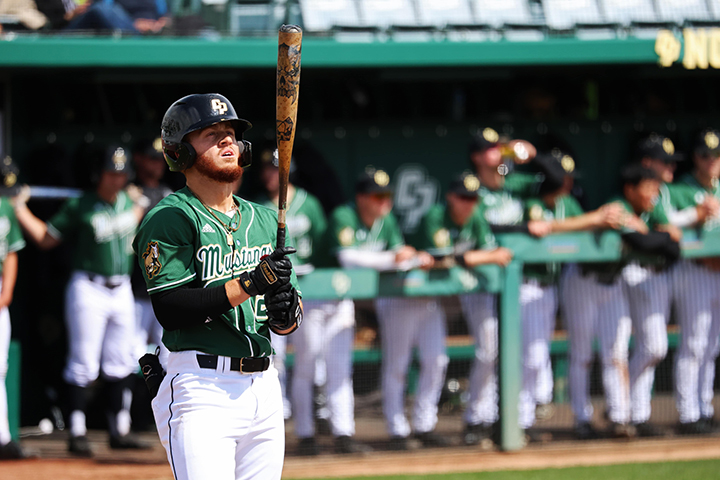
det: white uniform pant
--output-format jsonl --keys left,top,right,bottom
{"left": 291, "top": 299, "right": 355, "bottom": 438}
{"left": 376, "top": 297, "right": 449, "bottom": 437}
{"left": 134, "top": 297, "right": 169, "bottom": 367}
{"left": 152, "top": 351, "right": 284, "bottom": 480}
{"left": 0, "top": 298, "right": 10, "bottom": 445}
{"left": 623, "top": 264, "right": 671, "bottom": 424}
{"left": 269, "top": 332, "right": 291, "bottom": 419}
{"left": 459, "top": 292, "right": 498, "bottom": 426}
{"left": 518, "top": 280, "right": 557, "bottom": 429}
{"left": 63, "top": 271, "right": 137, "bottom": 387}
{"left": 672, "top": 260, "right": 720, "bottom": 423}
{"left": 561, "top": 265, "right": 632, "bottom": 424}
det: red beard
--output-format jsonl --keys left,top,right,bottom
{"left": 194, "top": 152, "right": 243, "bottom": 183}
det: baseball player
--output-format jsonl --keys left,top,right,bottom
{"left": 328, "top": 167, "right": 437, "bottom": 450}
{"left": 563, "top": 165, "right": 680, "bottom": 440}
{"left": 134, "top": 93, "right": 302, "bottom": 480}
{"left": 12, "top": 145, "right": 146, "bottom": 456}
{"left": 0, "top": 159, "right": 27, "bottom": 460}
{"left": 624, "top": 134, "right": 683, "bottom": 437}
{"left": 130, "top": 137, "right": 173, "bottom": 367}
{"left": 410, "top": 171, "right": 513, "bottom": 446}
{"left": 666, "top": 129, "right": 720, "bottom": 435}
{"left": 519, "top": 151, "right": 626, "bottom": 437}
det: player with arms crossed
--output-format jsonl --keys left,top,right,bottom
{"left": 134, "top": 94, "right": 302, "bottom": 480}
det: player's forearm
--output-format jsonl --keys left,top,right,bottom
{"left": 151, "top": 284, "right": 233, "bottom": 331}
{"left": 549, "top": 213, "right": 601, "bottom": 233}
{"left": 463, "top": 249, "right": 502, "bottom": 267}
{"left": 667, "top": 207, "right": 699, "bottom": 228}
{"left": 13, "top": 204, "right": 56, "bottom": 249}
{"left": 225, "top": 278, "right": 251, "bottom": 307}
{"left": 0, "top": 252, "right": 18, "bottom": 307}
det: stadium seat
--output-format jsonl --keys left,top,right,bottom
{"left": 542, "top": 0, "right": 617, "bottom": 39}
{"left": 710, "top": 0, "right": 720, "bottom": 20}
{"left": 471, "top": 0, "right": 545, "bottom": 41}
{"left": 415, "top": 0, "right": 474, "bottom": 28}
{"left": 228, "top": 1, "right": 284, "bottom": 35}
{"left": 298, "top": 0, "right": 362, "bottom": 32}
{"left": 357, "top": 0, "right": 418, "bottom": 29}
{"left": 655, "top": 0, "right": 710, "bottom": 24}
{"left": 598, "top": 0, "right": 657, "bottom": 25}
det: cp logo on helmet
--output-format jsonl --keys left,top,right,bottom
{"left": 161, "top": 93, "right": 253, "bottom": 172}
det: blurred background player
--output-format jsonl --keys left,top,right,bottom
{"left": 330, "top": 167, "right": 438, "bottom": 450}
{"left": 410, "top": 171, "right": 513, "bottom": 447}
{"left": 0, "top": 158, "right": 26, "bottom": 460}
{"left": 12, "top": 145, "right": 146, "bottom": 456}
{"left": 130, "top": 137, "right": 173, "bottom": 367}
{"left": 562, "top": 164, "right": 679, "bottom": 440}
{"left": 518, "top": 150, "right": 625, "bottom": 438}
{"left": 667, "top": 129, "right": 720, "bottom": 434}
{"left": 624, "top": 134, "right": 683, "bottom": 437}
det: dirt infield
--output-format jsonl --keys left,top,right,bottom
{"left": 3, "top": 430, "right": 720, "bottom": 480}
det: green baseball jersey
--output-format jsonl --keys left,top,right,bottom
{"left": 48, "top": 191, "right": 137, "bottom": 277}
{"left": 0, "top": 198, "right": 25, "bottom": 272}
{"left": 667, "top": 173, "right": 720, "bottom": 231}
{"left": 610, "top": 196, "right": 667, "bottom": 231}
{"left": 523, "top": 194, "right": 584, "bottom": 283}
{"left": 480, "top": 172, "right": 540, "bottom": 226}
{"left": 411, "top": 203, "right": 497, "bottom": 256}
{"left": 326, "top": 204, "right": 404, "bottom": 266}
{"left": 133, "top": 187, "right": 300, "bottom": 358}
{"left": 260, "top": 187, "right": 328, "bottom": 274}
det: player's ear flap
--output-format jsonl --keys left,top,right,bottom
{"left": 240, "top": 140, "right": 252, "bottom": 168}
{"left": 176, "top": 142, "right": 197, "bottom": 171}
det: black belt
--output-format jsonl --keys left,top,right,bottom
{"left": 196, "top": 354, "right": 270, "bottom": 373}
{"left": 87, "top": 274, "right": 123, "bottom": 289}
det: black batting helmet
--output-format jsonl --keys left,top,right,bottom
{"left": 160, "top": 93, "right": 253, "bottom": 172}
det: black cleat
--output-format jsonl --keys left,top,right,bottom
{"left": 68, "top": 435, "right": 93, "bottom": 457}
{"left": 677, "top": 420, "right": 715, "bottom": 435}
{"left": 633, "top": 422, "right": 666, "bottom": 437}
{"left": 388, "top": 435, "right": 410, "bottom": 451}
{"left": 296, "top": 437, "right": 319, "bottom": 456}
{"left": 463, "top": 423, "right": 492, "bottom": 446}
{"left": 109, "top": 434, "right": 150, "bottom": 450}
{"left": 574, "top": 422, "right": 601, "bottom": 440}
{"left": 0, "top": 441, "right": 26, "bottom": 460}
{"left": 334, "top": 435, "right": 373, "bottom": 454}
{"left": 608, "top": 422, "right": 636, "bottom": 439}
{"left": 414, "top": 431, "right": 451, "bottom": 448}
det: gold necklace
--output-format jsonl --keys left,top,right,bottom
{"left": 190, "top": 189, "right": 240, "bottom": 246}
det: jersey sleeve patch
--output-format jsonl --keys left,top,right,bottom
{"left": 142, "top": 241, "right": 162, "bottom": 279}
{"left": 338, "top": 227, "right": 355, "bottom": 247}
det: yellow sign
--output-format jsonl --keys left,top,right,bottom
{"left": 656, "top": 28, "right": 720, "bottom": 70}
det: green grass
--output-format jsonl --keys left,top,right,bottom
{"left": 301, "top": 459, "right": 720, "bottom": 480}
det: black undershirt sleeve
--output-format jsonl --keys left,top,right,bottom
{"left": 490, "top": 224, "right": 531, "bottom": 234}
{"left": 150, "top": 284, "right": 233, "bottom": 331}
{"left": 621, "top": 231, "right": 681, "bottom": 261}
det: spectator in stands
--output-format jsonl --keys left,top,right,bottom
{"left": 410, "top": 171, "right": 513, "bottom": 447}
{"left": 327, "top": 167, "right": 438, "bottom": 451}
{"left": 623, "top": 134, "right": 683, "bottom": 438}
{"left": 563, "top": 164, "right": 679, "bottom": 440}
{"left": 666, "top": 129, "right": 720, "bottom": 435}
{"left": 54, "top": 0, "right": 169, "bottom": 34}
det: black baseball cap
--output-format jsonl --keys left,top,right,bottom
{"left": 102, "top": 145, "right": 134, "bottom": 176}
{"left": 635, "top": 134, "right": 683, "bottom": 163}
{"left": 0, "top": 156, "right": 19, "bottom": 197}
{"left": 355, "top": 167, "right": 392, "bottom": 195}
{"left": 693, "top": 128, "right": 720, "bottom": 156}
{"left": 468, "top": 127, "right": 500, "bottom": 154}
{"left": 134, "top": 137, "right": 165, "bottom": 159}
{"left": 535, "top": 149, "right": 575, "bottom": 195}
{"left": 447, "top": 171, "right": 480, "bottom": 197}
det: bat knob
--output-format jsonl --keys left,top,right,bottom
{"left": 280, "top": 24, "right": 302, "bottom": 33}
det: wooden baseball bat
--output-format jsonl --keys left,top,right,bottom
{"left": 276, "top": 24, "right": 302, "bottom": 249}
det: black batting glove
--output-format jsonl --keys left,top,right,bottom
{"left": 265, "top": 281, "right": 302, "bottom": 335}
{"left": 238, "top": 246, "right": 295, "bottom": 297}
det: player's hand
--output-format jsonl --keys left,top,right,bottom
{"left": 656, "top": 224, "right": 682, "bottom": 243}
{"left": 527, "top": 220, "right": 552, "bottom": 237}
{"left": 621, "top": 214, "right": 649, "bottom": 234}
{"left": 394, "top": 245, "right": 417, "bottom": 264}
{"left": 490, "top": 247, "right": 514, "bottom": 267}
{"left": 416, "top": 251, "right": 435, "bottom": 270}
{"left": 596, "top": 202, "right": 626, "bottom": 229}
{"left": 238, "top": 246, "right": 295, "bottom": 297}
{"left": 11, "top": 184, "right": 30, "bottom": 210}
{"left": 126, "top": 184, "right": 151, "bottom": 210}
{"left": 265, "top": 282, "right": 302, "bottom": 335}
{"left": 507, "top": 140, "right": 536, "bottom": 164}
{"left": 697, "top": 196, "right": 720, "bottom": 222}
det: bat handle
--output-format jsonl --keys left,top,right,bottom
{"left": 277, "top": 224, "right": 286, "bottom": 249}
